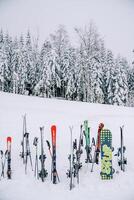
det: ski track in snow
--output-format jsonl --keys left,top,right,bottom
{"left": 0, "top": 92, "right": 134, "bottom": 200}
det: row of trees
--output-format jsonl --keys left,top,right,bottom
{"left": 0, "top": 23, "right": 134, "bottom": 106}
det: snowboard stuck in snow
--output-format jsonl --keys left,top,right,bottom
{"left": 0, "top": 115, "right": 127, "bottom": 190}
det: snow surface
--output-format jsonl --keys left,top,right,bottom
{"left": 0, "top": 91, "right": 134, "bottom": 200}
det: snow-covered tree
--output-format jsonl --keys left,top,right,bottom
{"left": 106, "top": 50, "right": 116, "bottom": 105}
{"left": 34, "top": 40, "right": 55, "bottom": 97}
{"left": 50, "top": 25, "right": 70, "bottom": 97}
{"left": 65, "top": 47, "right": 77, "bottom": 100}
{"left": 3, "top": 33, "right": 15, "bottom": 93}
{"left": 0, "top": 26, "right": 132, "bottom": 107}
{"left": 98, "top": 41, "right": 109, "bottom": 104}
{"left": 75, "top": 22, "right": 102, "bottom": 103}
{"left": 0, "top": 29, "right": 5, "bottom": 91}
{"left": 128, "top": 50, "right": 134, "bottom": 106}
{"left": 113, "top": 56, "right": 129, "bottom": 105}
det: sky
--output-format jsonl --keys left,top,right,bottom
{"left": 0, "top": 0, "right": 134, "bottom": 63}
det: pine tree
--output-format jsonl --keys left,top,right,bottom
{"left": 106, "top": 50, "right": 116, "bottom": 105}
{"left": 113, "top": 56, "right": 129, "bottom": 106}
{"left": 65, "top": 47, "right": 77, "bottom": 100}
{"left": 50, "top": 25, "right": 70, "bottom": 97}
{"left": 17, "top": 34, "right": 27, "bottom": 94}
{"left": 75, "top": 22, "right": 102, "bottom": 103}
{"left": 34, "top": 40, "right": 54, "bottom": 97}
{"left": 3, "top": 33, "right": 14, "bottom": 93}
{"left": 128, "top": 50, "right": 134, "bottom": 106}
{"left": 99, "top": 42, "right": 110, "bottom": 104}
{"left": 24, "top": 31, "right": 33, "bottom": 95}
{"left": 0, "top": 29, "right": 5, "bottom": 91}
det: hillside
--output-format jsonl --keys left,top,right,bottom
{"left": 0, "top": 92, "right": 134, "bottom": 200}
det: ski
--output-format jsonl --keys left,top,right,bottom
{"left": 115, "top": 126, "right": 127, "bottom": 172}
{"left": 66, "top": 126, "right": 75, "bottom": 190}
{"left": 73, "top": 125, "right": 83, "bottom": 184}
{"left": 39, "top": 127, "right": 48, "bottom": 182}
{"left": 33, "top": 137, "right": 39, "bottom": 179}
{"left": 91, "top": 123, "right": 104, "bottom": 172}
{"left": 46, "top": 140, "right": 60, "bottom": 182}
{"left": 84, "top": 120, "right": 92, "bottom": 163}
{"left": 0, "top": 150, "right": 8, "bottom": 178}
{"left": 20, "top": 114, "right": 27, "bottom": 163}
{"left": 24, "top": 132, "right": 33, "bottom": 174}
{"left": 51, "top": 125, "right": 59, "bottom": 184}
{"left": 7, "top": 137, "right": 12, "bottom": 179}
{"left": 76, "top": 125, "right": 83, "bottom": 172}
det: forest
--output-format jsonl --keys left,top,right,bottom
{"left": 0, "top": 23, "right": 134, "bottom": 106}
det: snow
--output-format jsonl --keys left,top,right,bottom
{"left": 0, "top": 91, "right": 134, "bottom": 200}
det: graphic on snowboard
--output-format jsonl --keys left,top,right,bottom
{"left": 100, "top": 129, "right": 113, "bottom": 180}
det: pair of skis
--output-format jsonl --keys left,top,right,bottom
{"left": 33, "top": 125, "right": 59, "bottom": 184}
{"left": 91, "top": 123, "right": 104, "bottom": 172}
{"left": 83, "top": 121, "right": 104, "bottom": 169}
{"left": 0, "top": 137, "right": 12, "bottom": 179}
{"left": 84, "top": 120, "right": 97, "bottom": 164}
{"left": 67, "top": 126, "right": 83, "bottom": 190}
{"left": 20, "top": 114, "right": 33, "bottom": 174}
{"left": 46, "top": 125, "right": 60, "bottom": 184}
{"left": 115, "top": 126, "right": 127, "bottom": 172}
{"left": 38, "top": 127, "right": 48, "bottom": 182}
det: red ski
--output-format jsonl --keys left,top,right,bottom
{"left": 51, "top": 125, "right": 59, "bottom": 184}
{"left": 91, "top": 123, "right": 104, "bottom": 172}
{"left": 51, "top": 125, "right": 56, "bottom": 146}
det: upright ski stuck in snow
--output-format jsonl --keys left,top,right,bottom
{"left": 7, "top": 137, "right": 12, "bottom": 179}
{"left": 91, "top": 123, "right": 104, "bottom": 172}
{"left": 39, "top": 127, "right": 48, "bottom": 182}
{"left": 24, "top": 132, "right": 33, "bottom": 174}
{"left": 84, "top": 120, "right": 92, "bottom": 163}
{"left": 66, "top": 126, "right": 74, "bottom": 190}
{"left": 51, "top": 125, "right": 59, "bottom": 184}
{"left": 0, "top": 150, "right": 8, "bottom": 178}
{"left": 46, "top": 139, "right": 60, "bottom": 183}
{"left": 20, "top": 114, "right": 27, "bottom": 163}
{"left": 33, "top": 137, "right": 39, "bottom": 179}
{"left": 115, "top": 126, "right": 127, "bottom": 172}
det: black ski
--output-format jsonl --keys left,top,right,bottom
{"left": 39, "top": 127, "right": 48, "bottom": 182}
{"left": 115, "top": 126, "right": 127, "bottom": 172}
{"left": 46, "top": 140, "right": 60, "bottom": 182}
{"left": 7, "top": 137, "right": 12, "bottom": 179}
{"left": 33, "top": 137, "right": 39, "bottom": 179}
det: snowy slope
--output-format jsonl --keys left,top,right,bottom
{"left": 0, "top": 91, "right": 134, "bottom": 200}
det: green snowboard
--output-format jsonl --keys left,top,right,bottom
{"left": 100, "top": 129, "right": 113, "bottom": 180}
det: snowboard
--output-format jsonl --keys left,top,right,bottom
{"left": 100, "top": 129, "right": 113, "bottom": 180}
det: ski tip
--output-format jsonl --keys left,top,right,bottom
{"left": 7, "top": 137, "right": 12, "bottom": 143}
{"left": 120, "top": 125, "right": 124, "bottom": 130}
{"left": 40, "top": 126, "right": 44, "bottom": 131}
{"left": 51, "top": 125, "right": 56, "bottom": 133}
{"left": 99, "top": 123, "right": 104, "bottom": 130}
